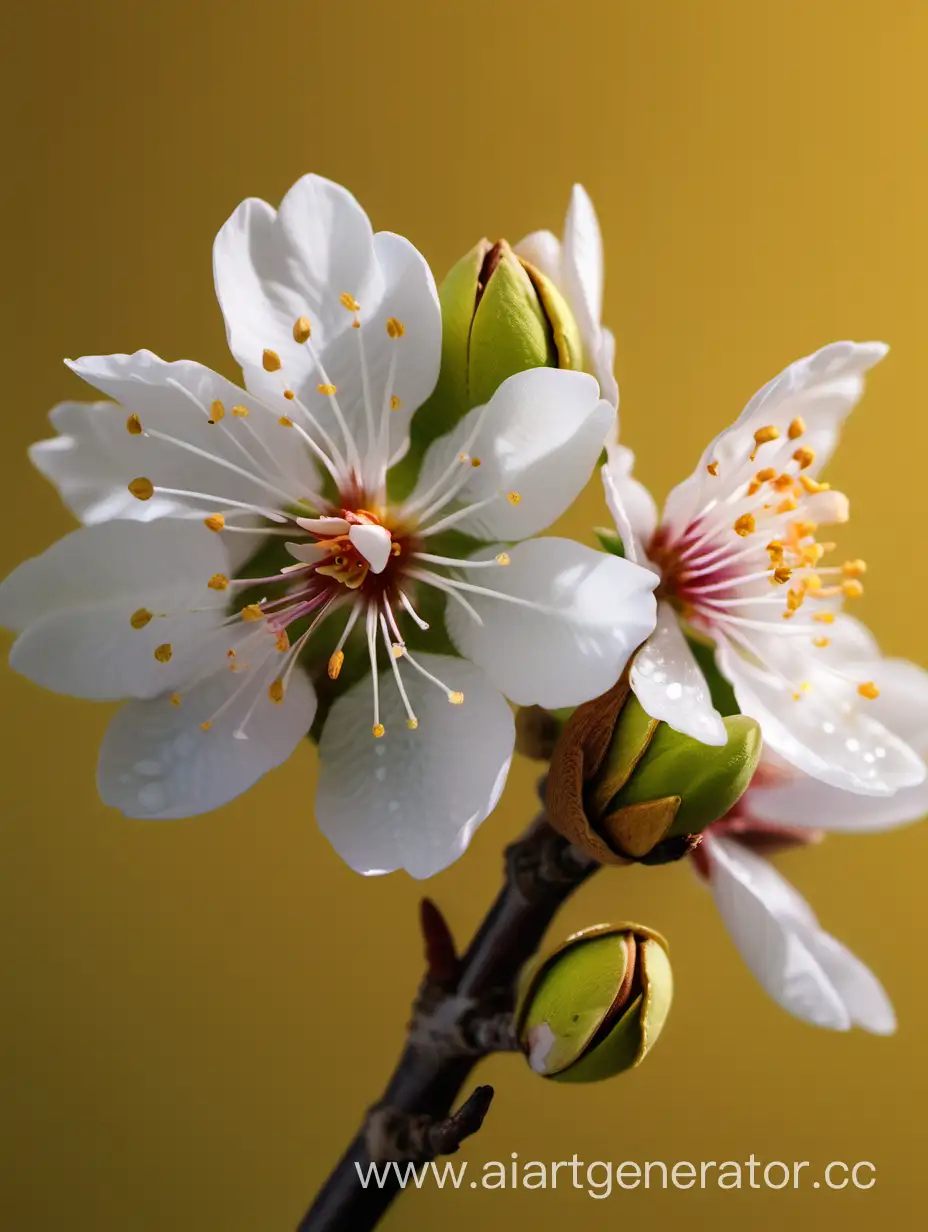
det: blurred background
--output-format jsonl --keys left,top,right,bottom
{"left": 1, "top": 1, "right": 926, "bottom": 1228}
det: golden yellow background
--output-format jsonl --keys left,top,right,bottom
{"left": 2, "top": 1, "right": 926, "bottom": 1228}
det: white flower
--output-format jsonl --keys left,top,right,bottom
{"left": 2, "top": 173, "right": 659, "bottom": 879}
{"left": 604, "top": 341, "right": 927, "bottom": 797}
{"left": 516, "top": 185, "right": 618, "bottom": 409}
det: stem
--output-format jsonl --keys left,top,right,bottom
{"left": 296, "top": 814, "right": 598, "bottom": 1231}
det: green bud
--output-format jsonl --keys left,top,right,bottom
{"left": 546, "top": 681, "right": 763, "bottom": 866}
{"left": 393, "top": 238, "right": 583, "bottom": 498}
{"left": 608, "top": 709, "right": 763, "bottom": 839}
{"left": 516, "top": 924, "right": 672, "bottom": 1083}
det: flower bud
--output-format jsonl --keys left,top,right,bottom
{"left": 546, "top": 677, "right": 762, "bottom": 865}
{"left": 516, "top": 924, "right": 672, "bottom": 1083}
{"left": 393, "top": 238, "right": 583, "bottom": 496}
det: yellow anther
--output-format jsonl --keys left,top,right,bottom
{"left": 275, "top": 630, "right": 290, "bottom": 652}
{"left": 340, "top": 292, "right": 361, "bottom": 313}
{"left": 283, "top": 389, "right": 295, "bottom": 401}
{"left": 792, "top": 520, "right": 817, "bottom": 539}
{"left": 813, "top": 611, "right": 835, "bottom": 624}
{"left": 448, "top": 691, "right": 465, "bottom": 705}
{"left": 804, "top": 574, "right": 823, "bottom": 590}
{"left": 318, "top": 383, "right": 338, "bottom": 396}
{"left": 733, "top": 513, "right": 756, "bottom": 537}
{"left": 788, "top": 417, "right": 806, "bottom": 440}
{"left": 747, "top": 480, "right": 763, "bottom": 497}
{"left": 126, "top": 413, "right": 143, "bottom": 436}
{"left": 843, "top": 579, "right": 864, "bottom": 599}
{"left": 858, "top": 681, "right": 880, "bottom": 700}
{"left": 153, "top": 643, "right": 173, "bottom": 663}
{"left": 750, "top": 424, "right": 780, "bottom": 460}
{"left": 262, "top": 349, "right": 282, "bottom": 372}
{"left": 843, "top": 559, "right": 867, "bottom": 576}
{"left": 390, "top": 395, "right": 402, "bottom": 411}
{"left": 129, "top": 477, "right": 154, "bottom": 501}
{"left": 800, "top": 474, "right": 830, "bottom": 494}
{"left": 776, "top": 497, "right": 799, "bottom": 514}
{"left": 207, "top": 401, "right": 225, "bottom": 425}
{"left": 204, "top": 514, "right": 225, "bottom": 533}
{"left": 231, "top": 404, "right": 250, "bottom": 418}
{"left": 391, "top": 542, "right": 402, "bottom": 556}
{"left": 240, "top": 604, "right": 265, "bottom": 622}
{"left": 227, "top": 648, "right": 236, "bottom": 658}
{"left": 268, "top": 680, "right": 285, "bottom": 704}
{"left": 755, "top": 467, "right": 777, "bottom": 483}
{"left": 767, "top": 540, "right": 785, "bottom": 564}
{"left": 801, "top": 542, "right": 825, "bottom": 567}
{"left": 372, "top": 723, "right": 385, "bottom": 738}
{"left": 772, "top": 566, "right": 792, "bottom": 585}
{"left": 813, "top": 636, "right": 832, "bottom": 648}
{"left": 200, "top": 720, "right": 212, "bottom": 731}
{"left": 793, "top": 447, "right": 816, "bottom": 470}
{"left": 328, "top": 650, "right": 345, "bottom": 680}
{"left": 386, "top": 317, "right": 405, "bottom": 339}
{"left": 786, "top": 587, "right": 806, "bottom": 612}
{"left": 207, "top": 573, "right": 229, "bottom": 591}
{"left": 406, "top": 717, "right": 419, "bottom": 730}
{"left": 391, "top": 643, "right": 405, "bottom": 659}
{"left": 279, "top": 415, "right": 294, "bottom": 427}
{"left": 507, "top": 491, "right": 522, "bottom": 505}
{"left": 706, "top": 461, "right": 719, "bottom": 476}
{"left": 170, "top": 693, "right": 181, "bottom": 707}
{"left": 293, "top": 315, "right": 312, "bottom": 344}
{"left": 130, "top": 607, "right": 153, "bottom": 629}
{"left": 471, "top": 457, "right": 482, "bottom": 468}
{"left": 495, "top": 552, "right": 511, "bottom": 566}
{"left": 772, "top": 473, "right": 797, "bottom": 492}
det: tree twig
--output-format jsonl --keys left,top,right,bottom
{"left": 295, "top": 813, "right": 597, "bottom": 1231}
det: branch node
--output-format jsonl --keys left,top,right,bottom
{"left": 419, "top": 897, "right": 460, "bottom": 987}
{"left": 365, "top": 1086, "right": 496, "bottom": 1163}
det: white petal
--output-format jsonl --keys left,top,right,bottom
{"left": 444, "top": 537, "right": 657, "bottom": 708}
{"left": 66, "top": 350, "right": 302, "bottom": 505}
{"left": 749, "top": 654, "right": 928, "bottom": 833}
{"left": 413, "top": 368, "right": 613, "bottom": 542}
{"left": 595, "top": 327, "right": 620, "bottom": 413}
{"left": 601, "top": 452, "right": 658, "bottom": 563}
{"left": 29, "top": 401, "right": 199, "bottom": 525}
{"left": 630, "top": 604, "right": 727, "bottom": 745}
{"left": 28, "top": 401, "right": 263, "bottom": 572}
{"left": 309, "top": 231, "right": 441, "bottom": 465}
{"left": 98, "top": 658, "right": 317, "bottom": 819}
{"left": 213, "top": 175, "right": 377, "bottom": 387}
{"left": 316, "top": 655, "right": 514, "bottom": 878}
{"left": 715, "top": 637, "right": 925, "bottom": 796}
{"left": 349, "top": 523, "right": 392, "bottom": 574}
{"left": 513, "top": 229, "right": 562, "bottom": 283}
{"left": 800, "top": 931, "right": 896, "bottom": 1035}
{"left": 757, "top": 773, "right": 928, "bottom": 834}
{"left": 661, "top": 341, "right": 887, "bottom": 537}
{"left": 705, "top": 835, "right": 852, "bottom": 1030}
{"left": 561, "top": 184, "right": 604, "bottom": 347}
{"left": 0, "top": 521, "right": 230, "bottom": 699}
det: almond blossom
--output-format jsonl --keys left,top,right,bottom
{"left": 1, "top": 174, "right": 659, "bottom": 878}
{"left": 604, "top": 341, "right": 926, "bottom": 798}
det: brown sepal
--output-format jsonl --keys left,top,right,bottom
{"left": 544, "top": 676, "right": 634, "bottom": 864}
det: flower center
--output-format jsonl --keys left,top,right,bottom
{"left": 644, "top": 417, "right": 879, "bottom": 703}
